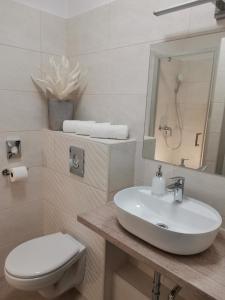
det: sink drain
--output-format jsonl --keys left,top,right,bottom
{"left": 156, "top": 223, "right": 169, "bottom": 230}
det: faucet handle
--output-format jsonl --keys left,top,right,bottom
{"left": 169, "top": 176, "right": 185, "bottom": 186}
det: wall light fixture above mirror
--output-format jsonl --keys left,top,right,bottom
{"left": 143, "top": 32, "right": 225, "bottom": 176}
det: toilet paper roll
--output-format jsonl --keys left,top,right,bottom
{"left": 9, "top": 166, "right": 28, "bottom": 183}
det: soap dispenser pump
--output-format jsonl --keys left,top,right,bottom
{"left": 152, "top": 165, "right": 166, "bottom": 196}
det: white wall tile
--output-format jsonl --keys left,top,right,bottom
{"left": 42, "top": 168, "right": 108, "bottom": 216}
{"left": 78, "top": 52, "right": 111, "bottom": 94}
{"left": 77, "top": 43, "right": 150, "bottom": 96}
{"left": 68, "top": 5, "right": 110, "bottom": 55}
{"left": 41, "top": 12, "right": 67, "bottom": 55}
{"left": 0, "top": 91, "right": 47, "bottom": 131}
{"left": 0, "top": 0, "right": 40, "bottom": 51}
{"left": 0, "top": 194, "right": 43, "bottom": 247}
{"left": 109, "top": 0, "right": 190, "bottom": 48}
{"left": 76, "top": 94, "right": 147, "bottom": 139}
{"left": 0, "top": 167, "right": 42, "bottom": 212}
{"left": 0, "top": 45, "right": 40, "bottom": 92}
{"left": 42, "top": 130, "right": 55, "bottom": 167}
{"left": 188, "top": 3, "right": 225, "bottom": 34}
{"left": 109, "top": 141, "right": 136, "bottom": 192}
{"left": 108, "top": 44, "right": 150, "bottom": 95}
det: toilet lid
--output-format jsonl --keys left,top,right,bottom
{"left": 5, "top": 233, "right": 80, "bottom": 278}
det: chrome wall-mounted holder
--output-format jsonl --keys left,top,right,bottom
{"left": 6, "top": 139, "right": 21, "bottom": 160}
{"left": 153, "top": 0, "right": 225, "bottom": 20}
{"left": 2, "top": 169, "right": 10, "bottom": 176}
{"left": 2, "top": 167, "right": 29, "bottom": 177}
{"left": 69, "top": 146, "right": 85, "bottom": 177}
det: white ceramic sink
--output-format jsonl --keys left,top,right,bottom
{"left": 114, "top": 186, "right": 222, "bottom": 255}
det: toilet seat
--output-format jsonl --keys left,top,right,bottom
{"left": 5, "top": 252, "right": 84, "bottom": 291}
{"left": 5, "top": 232, "right": 86, "bottom": 296}
{"left": 5, "top": 233, "right": 83, "bottom": 279}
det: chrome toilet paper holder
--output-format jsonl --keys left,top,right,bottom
{"left": 2, "top": 167, "right": 29, "bottom": 177}
{"left": 2, "top": 169, "right": 10, "bottom": 176}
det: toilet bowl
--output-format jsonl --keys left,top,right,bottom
{"left": 4, "top": 233, "right": 86, "bottom": 299}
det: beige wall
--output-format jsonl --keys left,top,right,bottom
{"left": 0, "top": 0, "right": 66, "bottom": 277}
{"left": 67, "top": 0, "right": 225, "bottom": 225}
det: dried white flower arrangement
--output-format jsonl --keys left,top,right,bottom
{"left": 32, "top": 56, "right": 85, "bottom": 101}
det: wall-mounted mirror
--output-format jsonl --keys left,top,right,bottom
{"left": 143, "top": 32, "right": 225, "bottom": 176}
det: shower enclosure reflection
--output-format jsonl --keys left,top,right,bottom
{"left": 155, "top": 53, "right": 214, "bottom": 169}
{"left": 143, "top": 33, "right": 225, "bottom": 176}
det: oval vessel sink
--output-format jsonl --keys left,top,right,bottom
{"left": 114, "top": 186, "right": 222, "bottom": 255}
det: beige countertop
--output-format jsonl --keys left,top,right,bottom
{"left": 78, "top": 202, "right": 225, "bottom": 300}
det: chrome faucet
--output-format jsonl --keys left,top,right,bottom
{"left": 167, "top": 177, "right": 185, "bottom": 203}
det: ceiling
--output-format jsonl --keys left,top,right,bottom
{"left": 13, "top": 0, "right": 115, "bottom": 18}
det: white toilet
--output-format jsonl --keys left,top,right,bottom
{"left": 4, "top": 232, "right": 86, "bottom": 299}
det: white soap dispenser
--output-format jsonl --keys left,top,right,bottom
{"left": 152, "top": 165, "right": 165, "bottom": 196}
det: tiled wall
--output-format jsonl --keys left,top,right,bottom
{"left": 42, "top": 130, "right": 135, "bottom": 300}
{"left": 0, "top": 0, "right": 66, "bottom": 278}
{"left": 67, "top": 0, "right": 225, "bottom": 225}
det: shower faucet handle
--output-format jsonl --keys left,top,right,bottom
{"left": 158, "top": 125, "right": 172, "bottom": 137}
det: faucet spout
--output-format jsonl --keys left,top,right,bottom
{"left": 167, "top": 176, "right": 185, "bottom": 203}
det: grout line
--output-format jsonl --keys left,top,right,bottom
{"left": 78, "top": 93, "right": 147, "bottom": 96}
{"left": 69, "top": 29, "right": 225, "bottom": 59}
{"left": 0, "top": 41, "right": 63, "bottom": 58}
{"left": 0, "top": 89, "right": 42, "bottom": 93}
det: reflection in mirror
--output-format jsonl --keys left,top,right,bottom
{"left": 143, "top": 33, "right": 225, "bottom": 176}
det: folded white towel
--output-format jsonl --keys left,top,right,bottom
{"left": 90, "top": 124, "right": 129, "bottom": 140}
{"left": 63, "top": 120, "right": 96, "bottom": 133}
{"left": 76, "top": 122, "right": 111, "bottom": 136}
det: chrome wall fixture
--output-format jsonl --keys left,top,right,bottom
{"left": 69, "top": 146, "right": 85, "bottom": 177}
{"left": 153, "top": 0, "right": 225, "bottom": 20}
{"left": 6, "top": 139, "right": 21, "bottom": 160}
